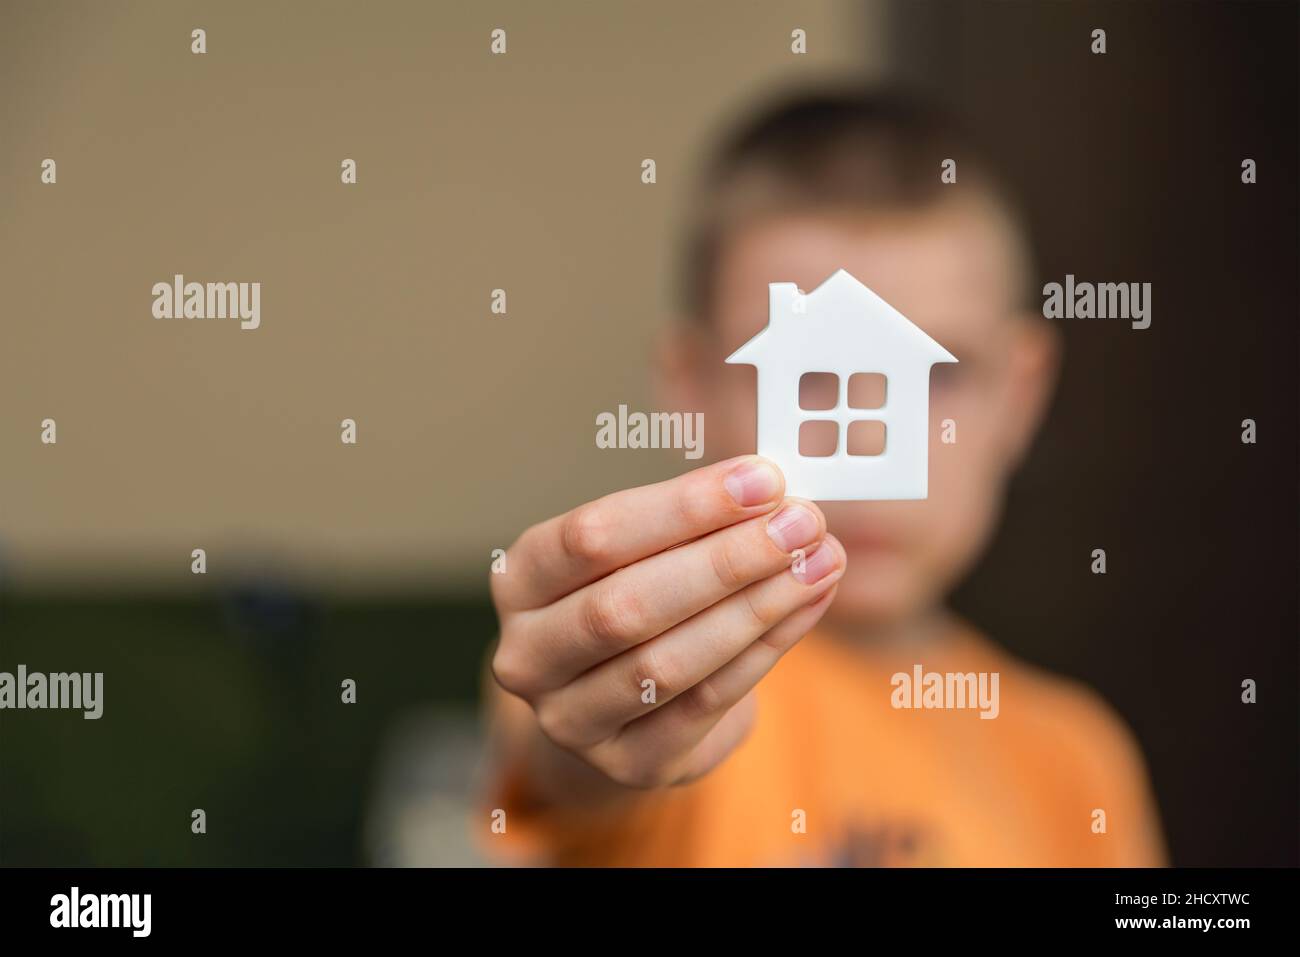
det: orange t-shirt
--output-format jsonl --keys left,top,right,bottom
{"left": 478, "top": 625, "right": 1166, "bottom": 867}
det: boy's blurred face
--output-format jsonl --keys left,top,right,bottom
{"left": 663, "top": 198, "right": 1057, "bottom": 632}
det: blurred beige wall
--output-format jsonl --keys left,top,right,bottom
{"left": 0, "top": 0, "right": 889, "bottom": 593}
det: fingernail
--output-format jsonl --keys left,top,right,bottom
{"left": 766, "top": 503, "right": 819, "bottom": 553}
{"left": 724, "top": 459, "right": 781, "bottom": 507}
{"left": 793, "top": 541, "right": 841, "bottom": 585}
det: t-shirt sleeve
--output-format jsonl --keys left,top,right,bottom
{"left": 1048, "top": 683, "right": 1169, "bottom": 866}
{"left": 471, "top": 682, "right": 677, "bottom": 866}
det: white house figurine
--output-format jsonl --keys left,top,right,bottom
{"left": 726, "top": 268, "right": 957, "bottom": 501}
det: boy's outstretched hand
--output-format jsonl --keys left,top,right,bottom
{"left": 490, "top": 456, "right": 845, "bottom": 793}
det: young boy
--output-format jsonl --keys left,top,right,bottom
{"left": 478, "top": 88, "right": 1166, "bottom": 866}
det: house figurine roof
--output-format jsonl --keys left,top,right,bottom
{"left": 725, "top": 268, "right": 958, "bottom": 368}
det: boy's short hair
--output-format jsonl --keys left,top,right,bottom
{"left": 679, "top": 86, "right": 1036, "bottom": 321}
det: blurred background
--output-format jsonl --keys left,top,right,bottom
{"left": 1, "top": 0, "right": 1295, "bottom": 866}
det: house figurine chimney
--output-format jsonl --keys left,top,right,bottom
{"left": 769, "top": 282, "right": 802, "bottom": 322}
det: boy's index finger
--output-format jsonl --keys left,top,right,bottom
{"left": 496, "top": 456, "right": 785, "bottom": 612}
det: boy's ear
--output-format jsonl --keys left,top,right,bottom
{"left": 1001, "top": 314, "right": 1062, "bottom": 467}
{"left": 652, "top": 321, "right": 712, "bottom": 412}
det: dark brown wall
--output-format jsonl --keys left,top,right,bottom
{"left": 890, "top": 0, "right": 1298, "bottom": 866}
